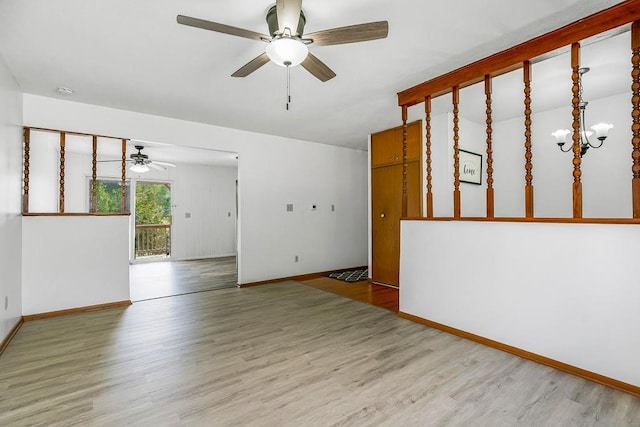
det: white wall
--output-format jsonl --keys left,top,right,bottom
{"left": 23, "top": 95, "right": 368, "bottom": 284}
{"left": 400, "top": 220, "right": 640, "bottom": 387}
{"left": 22, "top": 216, "right": 130, "bottom": 315}
{"left": 170, "top": 163, "right": 237, "bottom": 260}
{"left": 0, "top": 52, "right": 23, "bottom": 342}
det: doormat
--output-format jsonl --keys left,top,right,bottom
{"left": 328, "top": 269, "right": 368, "bottom": 283}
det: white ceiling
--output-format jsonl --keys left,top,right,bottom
{"left": 0, "top": 0, "right": 627, "bottom": 151}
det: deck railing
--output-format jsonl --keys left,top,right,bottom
{"left": 135, "top": 224, "right": 171, "bottom": 258}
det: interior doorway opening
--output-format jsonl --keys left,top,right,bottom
{"left": 125, "top": 143, "right": 239, "bottom": 301}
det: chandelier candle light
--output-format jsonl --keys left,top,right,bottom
{"left": 552, "top": 67, "right": 614, "bottom": 157}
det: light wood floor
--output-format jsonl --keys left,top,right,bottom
{"left": 130, "top": 256, "right": 237, "bottom": 301}
{"left": 1, "top": 282, "right": 638, "bottom": 425}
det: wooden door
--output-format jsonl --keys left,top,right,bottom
{"left": 372, "top": 164, "right": 402, "bottom": 286}
{"left": 371, "top": 122, "right": 421, "bottom": 287}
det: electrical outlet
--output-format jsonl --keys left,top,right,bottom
{"left": 4, "top": 296, "right": 7, "bottom": 310}
{"left": 185, "top": 212, "right": 191, "bottom": 219}
{"left": 294, "top": 255, "right": 299, "bottom": 262}
{"left": 331, "top": 204, "right": 335, "bottom": 212}
{"left": 286, "top": 204, "right": 294, "bottom": 212}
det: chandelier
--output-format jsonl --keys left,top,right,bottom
{"left": 551, "top": 67, "right": 613, "bottom": 157}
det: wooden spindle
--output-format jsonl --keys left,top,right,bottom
{"left": 121, "top": 139, "right": 127, "bottom": 213}
{"left": 91, "top": 135, "right": 98, "bottom": 213}
{"left": 425, "top": 95, "right": 433, "bottom": 218}
{"left": 22, "top": 128, "right": 30, "bottom": 214}
{"left": 571, "top": 43, "right": 583, "bottom": 218}
{"left": 485, "top": 75, "right": 494, "bottom": 218}
{"left": 401, "top": 105, "right": 408, "bottom": 218}
{"left": 452, "top": 86, "right": 461, "bottom": 218}
{"left": 632, "top": 21, "right": 640, "bottom": 218}
{"left": 523, "top": 61, "right": 534, "bottom": 218}
{"left": 59, "top": 132, "right": 66, "bottom": 213}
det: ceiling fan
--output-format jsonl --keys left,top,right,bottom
{"left": 176, "top": 0, "right": 389, "bottom": 82}
{"left": 99, "top": 145, "right": 177, "bottom": 173}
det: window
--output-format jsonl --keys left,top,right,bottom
{"left": 89, "top": 178, "right": 130, "bottom": 213}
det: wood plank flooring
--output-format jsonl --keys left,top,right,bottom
{"left": 130, "top": 256, "right": 237, "bottom": 301}
{"left": 1, "top": 282, "right": 639, "bottom": 425}
{"left": 301, "top": 277, "right": 399, "bottom": 312}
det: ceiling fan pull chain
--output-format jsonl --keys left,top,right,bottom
{"left": 285, "top": 61, "right": 292, "bottom": 110}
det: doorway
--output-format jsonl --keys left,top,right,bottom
{"left": 134, "top": 181, "right": 172, "bottom": 260}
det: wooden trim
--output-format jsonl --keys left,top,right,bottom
{"left": 121, "top": 139, "right": 127, "bottom": 213}
{"left": 91, "top": 135, "right": 98, "bottom": 213}
{"left": 401, "top": 216, "right": 640, "bottom": 224}
{"left": 0, "top": 318, "right": 24, "bottom": 356}
{"left": 398, "top": 0, "right": 640, "bottom": 106}
{"left": 571, "top": 43, "right": 583, "bottom": 218}
{"left": 452, "top": 86, "right": 461, "bottom": 218}
{"left": 523, "top": 61, "right": 534, "bottom": 218}
{"left": 239, "top": 266, "right": 368, "bottom": 288}
{"left": 25, "top": 126, "right": 129, "bottom": 142}
{"left": 22, "top": 300, "right": 132, "bottom": 322}
{"left": 22, "top": 127, "right": 30, "bottom": 214}
{"left": 425, "top": 96, "right": 434, "bottom": 218}
{"left": 398, "top": 311, "right": 640, "bottom": 398}
{"left": 401, "top": 106, "right": 409, "bottom": 218}
{"left": 485, "top": 75, "right": 494, "bottom": 218}
{"left": 632, "top": 21, "right": 640, "bottom": 217}
{"left": 22, "top": 212, "right": 130, "bottom": 217}
{"left": 59, "top": 132, "right": 66, "bottom": 213}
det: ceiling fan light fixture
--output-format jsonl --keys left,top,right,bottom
{"left": 130, "top": 163, "right": 150, "bottom": 173}
{"left": 266, "top": 37, "right": 308, "bottom": 67}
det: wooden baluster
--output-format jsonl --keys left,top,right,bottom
{"left": 571, "top": 43, "right": 583, "bottom": 218}
{"left": 401, "top": 105, "right": 408, "bottom": 217}
{"left": 485, "top": 75, "right": 494, "bottom": 218}
{"left": 91, "top": 135, "right": 98, "bottom": 213}
{"left": 523, "top": 61, "right": 534, "bottom": 218}
{"left": 425, "top": 96, "right": 433, "bottom": 218}
{"left": 59, "top": 132, "right": 66, "bottom": 213}
{"left": 22, "top": 128, "right": 30, "bottom": 214}
{"left": 632, "top": 21, "right": 640, "bottom": 218}
{"left": 452, "top": 86, "right": 461, "bottom": 218}
{"left": 121, "top": 139, "right": 127, "bottom": 213}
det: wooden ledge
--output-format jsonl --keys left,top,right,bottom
{"left": 401, "top": 216, "right": 640, "bottom": 225}
{"left": 398, "top": 311, "right": 640, "bottom": 398}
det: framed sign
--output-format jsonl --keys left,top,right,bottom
{"left": 459, "top": 149, "right": 482, "bottom": 185}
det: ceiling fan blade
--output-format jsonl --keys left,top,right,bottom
{"left": 305, "top": 21, "right": 389, "bottom": 46}
{"left": 177, "top": 15, "right": 269, "bottom": 41}
{"left": 147, "top": 163, "right": 166, "bottom": 171}
{"left": 231, "top": 52, "right": 270, "bottom": 77}
{"left": 276, "top": 0, "right": 302, "bottom": 35}
{"left": 97, "top": 159, "right": 132, "bottom": 163}
{"left": 301, "top": 53, "right": 336, "bottom": 82}
{"left": 152, "top": 161, "right": 177, "bottom": 168}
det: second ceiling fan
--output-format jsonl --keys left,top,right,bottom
{"left": 177, "top": 0, "right": 389, "bottom": 82}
